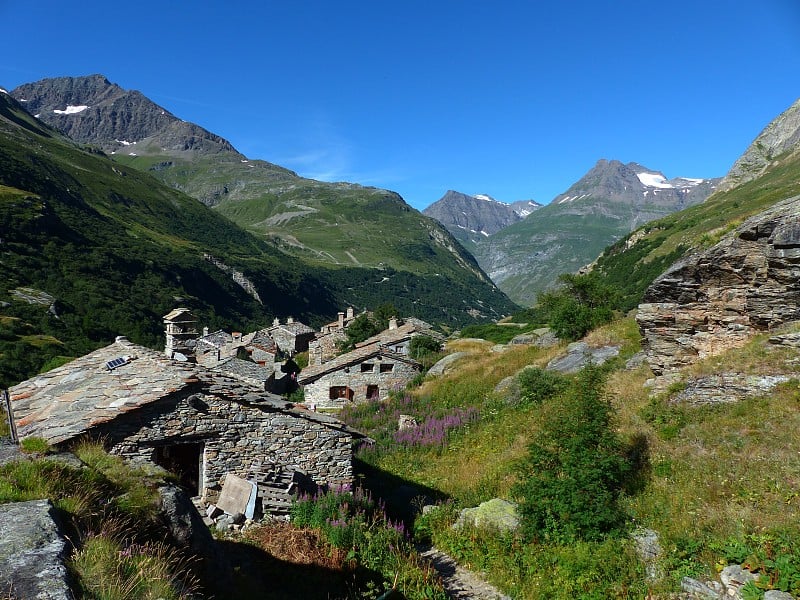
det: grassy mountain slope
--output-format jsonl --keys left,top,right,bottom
{"left": 0, "top": 91, "right": 514, "bottom": 387}
{"left": 343, "top": 319, "right": 800, "bottom": 597}
{"left": 15, "top": 75, "right": 494, "bottom": 286}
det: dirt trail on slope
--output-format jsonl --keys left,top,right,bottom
{"left": 417, "top": 545, "right": 511, "bottom": 600}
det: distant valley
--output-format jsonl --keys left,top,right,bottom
{"left": 424, "top": 160, "right": 720, "bottom": 305}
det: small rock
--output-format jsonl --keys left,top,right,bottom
{"left": 764, "top": 591, "right": 795, "bottom": 600}
{"left": 398, "top": 414, "right": 418, "bottom": 430}
{"left": 680, "top": 576, "right": 722, "bottom": 599}
{"left": 719, "top": 564, "right": 756, "bottom": 595}
{"left": 546, "top": 343, "right": 620, "bottom": 374}
{"left": 625, "top": 351, "right": 647, "bottom": 370}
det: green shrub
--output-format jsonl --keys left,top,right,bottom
{"left": 517, "top": 367, "right": 568, "bottom": 405}
{"left": 513, "top": 368, "right": 629, "bottom": 542}
{"left": 409, "top": 334, "right": 442, "bottom": 360}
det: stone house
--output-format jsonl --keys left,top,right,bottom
{"left": 267, "top": 318, "right": 316, "bottom": 355}
{"left": 319, "top": 307, "right": 356, "bottom": 335}
{"left": 297, "top": 343, "right": 421, "bottom": 409}
{"left": 245, "top": 330, "right": 278, "bottom": 365}
{"left": 8, "top": 337, "right": 358, "bottom": 498}
{"left": 308, "top": 330, "right": 348, "bottom": 367}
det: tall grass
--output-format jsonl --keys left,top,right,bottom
{"left": 0, "top": 441, "right": 196, "bottom": 599}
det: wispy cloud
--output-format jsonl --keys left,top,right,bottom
{"left": 273, "top": 116, "right": 408, "bottom": 188}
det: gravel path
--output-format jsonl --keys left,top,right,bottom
{"left": 418, "top": 545, "right": 511, "bottom": 600}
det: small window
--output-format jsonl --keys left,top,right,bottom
{"left": 360, "top": 362, "right": 374, "bottom": 373}
{"left": 329, "top": 386, "right": 353, "bottom": 400}
{"left": 379, "top": 363, "right": 394, "bottom": 373}
{"left": 367, "top": 385, "right": 379, "bottom": 400}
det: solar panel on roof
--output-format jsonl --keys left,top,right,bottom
{"left": 106, "top": 356, "right": 130, "bottom": 371}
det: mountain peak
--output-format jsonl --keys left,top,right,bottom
{"left": 423, "top": 190, "right": 535, "bottom": 246}
{"left": 11, "top": 75, "right": 234, "bottom": 157}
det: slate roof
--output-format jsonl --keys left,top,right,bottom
{"left": 210, "top": 357, "right": 274, "bottom": 384}
{"left": 9, "top": 337, "right": 197, "bottom": 444}
{"left": 269, "top": 321, "right": 315, "bottom": 336}
{"left": 247, "top": 330, "right": 278, "bottom": 352}
{"left": 297, "top": 342, "right": 420, "bottom": 385}
{"left": 163, "top": 307, "right": 195, "bottom": 322}
{"left": 9, "top": 336, "right": 364, "bottom": 444}
{"left": 197, "top": 329, "right": 233, "bottom": 349}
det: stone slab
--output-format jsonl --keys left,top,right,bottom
{"left": 217, "top": 473, "right": 256, "bottom": 516}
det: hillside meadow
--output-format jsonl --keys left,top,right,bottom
{"left": 340, "top": 318, "right": 800, "bottom": 598}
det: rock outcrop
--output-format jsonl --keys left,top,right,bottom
{"left": 637, "top": 195, "right": 800, "bottom": 375}
{"left": 0, "top": 499, "right": 71, "bottom": 600}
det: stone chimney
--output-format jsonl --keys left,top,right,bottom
{"left": 389, "top": 317, "right": 398, "bottom": 330}
{"left": 338, "top": 312, "right": 345, "bottom": 328}
{"left": 232, "top": 332, "right": 242, "bottom": 343}
{"left": 287, "top": 316, "right": 294, "bottom": 324}
{"left": 202, "top": 326, "right": 209, "bottom": 337}
{"left": 346, "top": 307, "right": 354, "bottom": 320}
{"left": 273, "top": 317, "right": 280, "bottom": 327}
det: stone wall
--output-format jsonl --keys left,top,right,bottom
{"left": 91, "top": 387, "right": 353, "bottom": 497}
{"left": 304, "top": 356, "right": 420, "bottom": 409}
{"left": 637, "top": 196, "right": 800, "bottom": 375}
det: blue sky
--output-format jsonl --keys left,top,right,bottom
{"left": 1, "top": 0, "right": 798, "bottom": 209}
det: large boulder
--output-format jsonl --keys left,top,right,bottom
{"left": 427, "top": 352, "right": 468, "bottom": 377}
{"left": 0, "top": 499, "right": 71, "bottom": 599}
{"left": 546, "top": 342, "right": 620, "bottom": 374}
{"left": 453, "top": 498, "right": 520, "bottom": 534}
{"left": 637, "top": 196, "right": 800, "bottom": 375}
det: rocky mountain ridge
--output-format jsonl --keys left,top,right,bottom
{"left": 12, "top": 74, "right": 241, "bottom": 159}
{"left": 422, "top": 190, "right": 541, "bottom": 249}
{"left": 719, "top": 97, "right": 800, "bottom": 192}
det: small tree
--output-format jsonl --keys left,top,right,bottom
{"left": 536, "top": 272, "right": 617, "bottom": 341}
{"left": 408, "top": 334, "right": 441, "bottom": 361}
{"left": 513, "top": 367, "right": 629, "bottom": 542}
{"left": 337, "top": 313, "right": 381, "bottom": 353}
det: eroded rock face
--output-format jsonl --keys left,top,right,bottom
{"left": 637, "top": 196, "right": 800, "bottom": 375}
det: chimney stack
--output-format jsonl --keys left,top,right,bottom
{"left": 389, "top": 317, "right": 398, "bottom": 330}
{"left": 338, "top": 312, "right": 345, "bottom": 328}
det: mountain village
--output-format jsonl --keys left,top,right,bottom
{"left": 0, "top": 73, "right": 799, "bottom": 600}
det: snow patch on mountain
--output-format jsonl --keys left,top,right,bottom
{"left": 636, "top": 172, "right": 674, "bottom": 188}
{"left": 53, "top": 104, "right": 89, "bottom": 115}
